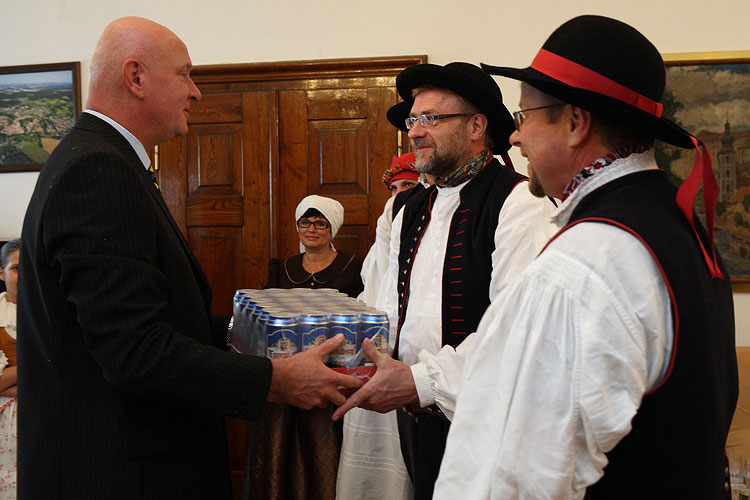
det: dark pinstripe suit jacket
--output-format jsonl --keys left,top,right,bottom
{"left": 17, "top": 113, "right": 272, "bottom": 499}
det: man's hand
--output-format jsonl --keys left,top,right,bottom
{"left": 332, "top": 337, "right": 418, "bottom": 420}
{"left": 268, "top": 334, "right": 363, "bottom": 409}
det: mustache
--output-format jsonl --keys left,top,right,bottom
{"left": 412, "top": 138, "right": 434, "bottom": 149}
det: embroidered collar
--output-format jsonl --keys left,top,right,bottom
{"left": 552, "top": 149, "right": 660, "bottom": 227}
{"left": 435, "top": 148, "right": 492, "bottom": 188}
{"left": 561, "top": 146, "right": 649, "bottom": 201}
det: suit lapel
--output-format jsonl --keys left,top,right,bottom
{"left": 74, "top": 114, "right": 212, "bottom": 308}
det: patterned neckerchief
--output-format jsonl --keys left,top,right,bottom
{"left": 434, "top": 148, "right": 492, "bottom": 188}
{"left": 561, "top": 145, "right": 650, "bottom": 201}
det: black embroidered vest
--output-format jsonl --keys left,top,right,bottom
{"left": 392, "top": 159, "right": 528, "bottom": 358}
{"left": 546, "top": 170, "right": 737, "bottom": 499}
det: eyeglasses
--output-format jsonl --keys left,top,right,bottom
{"left": 297, "top": 219, "right": 330, "bottom": 230}
{"left": 512, "top": 103, "right": 566, "bottom": 130}
{"left": 404, "top": 113, "right": 473, "bottom": 130}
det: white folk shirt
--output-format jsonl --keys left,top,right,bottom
{"left": 0, "top": 292, "right": 16, "bottom": 340}
{"left": 376, "top": 176, "right": 557, "bottom": 417}
{"left": 434, "top": 150, "right": 673, "bottom": 500}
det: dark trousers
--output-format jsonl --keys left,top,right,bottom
{"left": 396, "top": 408, "right": 451, "bottom": 500}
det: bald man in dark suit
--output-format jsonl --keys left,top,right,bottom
{"left": 17, "top": 16, "right": 360, "bottom": 500}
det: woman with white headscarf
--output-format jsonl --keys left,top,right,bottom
{"left": 264, "top": 194, "right": 363, "bottom": 298}
{"left": 243, "top": 196, "right": 363, "bottom": 500}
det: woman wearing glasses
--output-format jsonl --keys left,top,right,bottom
{"left": 265, "top": 194, "right": 363, "bottom": 298}
{"left": 243, "top": 195, "right": 362, "bottom": 500}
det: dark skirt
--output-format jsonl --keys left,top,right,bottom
{"left": 242, "top": 404, "right": 343, "bottom": 500}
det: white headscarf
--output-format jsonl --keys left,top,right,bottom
{"left": 295, "top": 195, "right": 344, "bottom": 252}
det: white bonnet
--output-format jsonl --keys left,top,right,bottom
{"left": 295, "top": 195, "right": 344, "bottom": 250}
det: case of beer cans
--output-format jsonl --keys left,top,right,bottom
{"left": 229, "top": 288, "right": 388, "bottom": 382}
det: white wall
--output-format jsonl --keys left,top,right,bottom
{"left": 2, "top": 0, "right": 748, "bottom": 342}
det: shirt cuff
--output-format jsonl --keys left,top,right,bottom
{"left": 410, "top": 362, "right": 435, "bottom": 407}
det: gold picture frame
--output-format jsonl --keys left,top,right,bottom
{"left": 660, "top": 50, "right": 750, "bottom": 292}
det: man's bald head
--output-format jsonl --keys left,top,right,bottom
{"left": 89, "top": 17, "right": 180, "bottom": 100}
{"left": 86, "top": 17, "right": 200, "bottom": 149}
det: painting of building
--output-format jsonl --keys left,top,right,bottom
{"left": 657, "top": 55, "right": 750, "bottom": 281}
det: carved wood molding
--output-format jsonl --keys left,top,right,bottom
{"left": 191, "top": 55, "right": 427, "bottom": 84}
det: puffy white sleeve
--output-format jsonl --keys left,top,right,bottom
{"left": 414, "top": 183, "right": 557, "bottom": 417}
{"left": 433, "top": 223, "right": 671, "bottom": 500}
{"left": 0, "top": 350, "right": 8, "bottom": 376}
{"left": 375, "top": 206, "right": 404, "bottom": 354}
{"left": 488, "top": 181, "right": 557, "bottom": 299}
{"left": 358, "top": 196, "right": 394, "bottom": 307}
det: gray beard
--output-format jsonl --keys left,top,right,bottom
{"left": 414, "top": 137, "right": 465, "bottom": 178}
{"left": 416, "top": 151, "right": 462, "bottom": 178}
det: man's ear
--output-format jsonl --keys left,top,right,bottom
{"left": 566, "top": 106, "right": 592, "bottom": 148}
{"left": 122, "top": 58, "right": 145, "bottom": 99}
{"left": 469, "top": 113, "right": 489, "bottom": 142}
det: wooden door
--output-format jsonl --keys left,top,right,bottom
{"left": 157, "top": 55, "right": 426, "bottom": 498}
{"left": 277, "top": 86, "right": 398, "bottom": 259}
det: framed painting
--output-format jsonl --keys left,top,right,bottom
{"left": 0, "top": 61, "right": 81, "bottom": 173}
{"left": 658, "top": 50, "right": 750, "bottom": 291}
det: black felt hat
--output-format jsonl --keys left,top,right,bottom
{"left": 482, "top": 15, "right": 695, "bottom": 149}
{"left": 387, "top": 100, "right": 412, "bottom": 132}
{"left": 396, "top": 62, "right": 515, "bottom": 153}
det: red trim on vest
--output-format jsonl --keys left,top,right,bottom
{"left": 530, "top": 49, "right": 664, "bottom": 117}
{"left": 543, "top": 217, "right": 679, "bottom": 395}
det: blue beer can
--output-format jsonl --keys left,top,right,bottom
{"left": 358, "top": 311, "right": 389, "bottom": 361}
{"left": 328, "top": 311, "right": 359, "bottom": 367}
{"left": 234, "top": 295, "right": 252, "bottom": 352}
{"left": 265, "top": 312, "right": 299, "bottom": 360}
{"left": 299, "top": 312, "right": 330, "bottom": 351}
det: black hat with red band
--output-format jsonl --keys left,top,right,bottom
{"left": 482, "top": 15, "right": 724, "bottom": 278}
{"left": 481, "top": 15, "right": 694, "bottom": 149}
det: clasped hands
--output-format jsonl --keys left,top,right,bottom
{"left": 331, "top": 337, "right": 418, "bottom": 421}
{"left": 267, "top": 334, "right": 418, "bottom": 418}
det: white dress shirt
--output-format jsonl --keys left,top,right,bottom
{"left": 434, "top": 151, "right": 673, "bottom": 499}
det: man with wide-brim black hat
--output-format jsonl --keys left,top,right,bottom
{"left": 434, "top": 15, "right": 737, "bottom": 500}
{"left": 332, "top": 62, "right": 556, "bottom": 500}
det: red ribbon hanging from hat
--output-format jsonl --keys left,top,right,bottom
{"left": 676, "top": 136, "right": 724, "bottom": 278}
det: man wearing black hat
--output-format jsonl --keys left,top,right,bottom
{"left": 333, "top": 62, "right": 556, "bottom": 499}
{"left": 434, "top": 16, "right": 738, "bottom": 499}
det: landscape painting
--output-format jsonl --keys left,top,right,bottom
{"left": 657, "top": 51, "right": 750, "bottom": 290}
{"left": 0, "top": 62, "right": 81, "bottom": 173}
